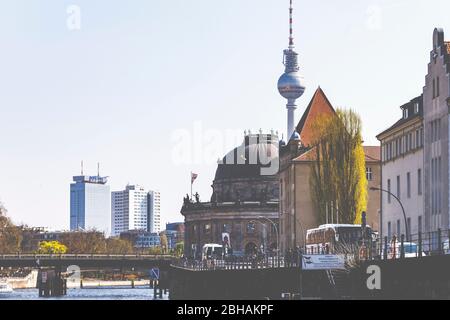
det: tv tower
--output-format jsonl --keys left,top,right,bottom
{"left": 278, "top": 0, "right": 306, "bottom": 139}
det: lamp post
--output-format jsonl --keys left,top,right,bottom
{"left": 256, "top": 216, "right": 280, "bottom": 267}
{"left": 291, "top": 213, "right": 306, "bottom": 250}
{"left": 370, "top": 187, "right": 409, "bottom": 241}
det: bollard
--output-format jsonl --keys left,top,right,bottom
{"left": 131, "top": 280, "right": 135, "bottom": 289}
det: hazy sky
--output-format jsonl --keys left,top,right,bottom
{"left": 0, "top": 0, "right": 449, "bottom": 230}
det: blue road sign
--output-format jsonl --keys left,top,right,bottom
{"left": 150, "top": 268, "right": 160, "bottom": 280}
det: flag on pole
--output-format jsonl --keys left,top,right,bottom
{"left": 191, "top": 172, "right": 198, "bottom": 184}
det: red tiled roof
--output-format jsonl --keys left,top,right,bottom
{"left": 293, "top": 147, "right": 317, "bottom": 162}
{"left": 296, "top": 87, "right": 336, "bottom": 146}
{"left": 363, "top": 146, "right": 380, "bottom": 162}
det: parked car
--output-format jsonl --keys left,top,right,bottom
{"left": 383, "top": 242, "right": 427, "bottom": 259}
{"left": 444, "top": 239, "right": 450, "bottom": 255}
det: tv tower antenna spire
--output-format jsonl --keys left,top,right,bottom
{"left": 289, "top": 0, "right": 294, "bottom": 48}
{"left": 278, "top": 0, "right": 306, "bottom": 140}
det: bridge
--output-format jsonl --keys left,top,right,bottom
{"left": 0, "top": 254, "right": 175, "bottom": 298}
{"left": 0, "top": 254, "right": 175, "bottom": 269}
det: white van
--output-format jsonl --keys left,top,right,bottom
{"left": 202, "top": 244, "right": 223, "bottom": 261}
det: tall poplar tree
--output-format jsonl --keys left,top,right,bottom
{"left": 310, "top": 109, "right": 367, "bottom": 225}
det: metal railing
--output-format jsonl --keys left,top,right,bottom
{"left": 371, "top": 228, "right": 450, "bottom": 260}
{"left": 0, "top": 254, "right": 174, "bottom": 260}
{"left": 173, "top": 229, "right": 450, "bottom": 271}
{"left": 173, "top": 255, "right": 289, "bottom": 271}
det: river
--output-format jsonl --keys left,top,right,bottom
{"left": 0, "top": 286, "right": 169, "bottom": 300}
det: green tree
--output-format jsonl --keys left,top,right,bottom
{"left": 175, "top": 242, "right": 184, "bottom": 257}
{"left": 38, "top": 241, "right": 68, "bottom": 254}
{"left": 310, "top": 109, "right": 368, "bottom": 225}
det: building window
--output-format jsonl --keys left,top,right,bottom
{"left": 415, "top": 130, "right": 420, "bottom": 149}
{"left": 403, "top": 108, "right": 408, "bottom": 119}
{"left": 366, "top": 167, "right": 373, "bottom": 181}
{"left": 387, "top": 179, "right": 391, "bottom": 204}
{"left": 414, "top": 102, "right": 419, "bottom": 114}
{"left": 437, "top": 76, "right": 440, "bottom": 97}
{"left": 247, "top": 222, "right": 256, "bottom": 234}
{"left": 396, "top": 175, "right": 401, "bottom": 199}
{"left": 433, "top": 78, "right": 436, "bottom": 99}
{"left": 204, "top": 223, "right": 211, "bottom": 235}
{"left": 420, "top": 128, "right": 424, "bottom": 146}
{"left": 407, "top": 172, "right": 411, "bottom": 198}
{"left": 418, "top": 169, "right": 422, "bottom": 195}
{"left": 223, "top": 223, "right": 231, "bottom": 233}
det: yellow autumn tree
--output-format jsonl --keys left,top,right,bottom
{"left": 38, "top": 241, "right": 68, "bottom": 254}
{"left": 310, "top": 108, "right": 368, "bottom": 225}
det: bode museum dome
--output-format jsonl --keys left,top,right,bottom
{"left": 181, "top": 132, "right": 280, "bottom": 258}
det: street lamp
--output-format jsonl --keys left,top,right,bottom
{"left": 255, "top": 216, "right": 280, "bottom": 266}
{"left": 285, "top": 212, "right": 306, "bottom": 250}
{"left": 370, "top": 187, "right": 409, "bottom": 240}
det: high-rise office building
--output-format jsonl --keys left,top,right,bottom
{"left": 148, "top": 190, "right": 161, "bottom": 233}
{"left": 70, "top": 174, "right": 111, "bottom": 235}
{"left": 111, "top": 185, "right": 161, "bottom": 236}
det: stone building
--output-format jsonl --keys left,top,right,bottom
{"left": 181, "top": 133, "right": 280, "bottom": 258}
{"left": 377, "top": 96, "right": 424, "bottom": 241}
{"left": 279, "top": 87, "right": 381, "bottom": 251}
{"left": 377, "top": 28, "right": 450, "bottom": 243}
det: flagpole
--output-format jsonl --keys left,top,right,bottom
{"left": 190, "top": 172, "right": 193, "bottom": 200}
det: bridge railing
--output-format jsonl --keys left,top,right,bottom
{"left": 0, "top": 254, "right": 175, "bottom": 260}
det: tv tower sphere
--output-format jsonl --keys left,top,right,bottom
{"left": 278, "top": 0, "right": 306, "bottom": 139}
{"left": 277, "top": 66, "right": 306, "bottom": 101}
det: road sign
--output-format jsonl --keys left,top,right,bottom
{"left": 302, "top": 255, "right": 345, "bottom": 270}
{"left": 150, "top": 268, "right": 160, "bottom": 280}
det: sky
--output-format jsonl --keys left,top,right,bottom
{"left": 0, "top": 0, "right": 449, "bottom": 230}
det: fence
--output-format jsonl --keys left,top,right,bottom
{"left": 174, "top": 229, "right": 450, "bottom": 271}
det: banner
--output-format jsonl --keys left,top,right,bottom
{"left": 302, "top": 255, "right": 345, "bottom": 270}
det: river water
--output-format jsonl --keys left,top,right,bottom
{"left": 0, "top": 286, "right": 169, "bottom": 300}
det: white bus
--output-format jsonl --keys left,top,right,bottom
{"left": 306, "top": 224, "right": 374, "bottom": 255}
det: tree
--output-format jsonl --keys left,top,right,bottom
{"left": 310, "top": 109, "right": 368, "bottom": 225}
{"left": 106, "top": 238, "right": 134, "bottom": 254}
{"left": 175, "top": 242, "right": 184, "bottom": 257}
{"left": 160, "top": 233, "right": 168, "bottom": 254}
{"left": 0, "top": 207, "right": 23, "bottom": 253}
{"left": 59, "top": 230, "right": 107, "bottom": 254}
{"left": 38, "top": 241, "right": 68, "bottom": 254}
{"left": 147, "top": 246, "right": 163, "bottom": 255}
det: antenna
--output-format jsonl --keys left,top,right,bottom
{"left": 81, "top": 161, "right": 84, "bottom": 175}
{"left": 289, "top": 0, "right": 294, "bottom": 48}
